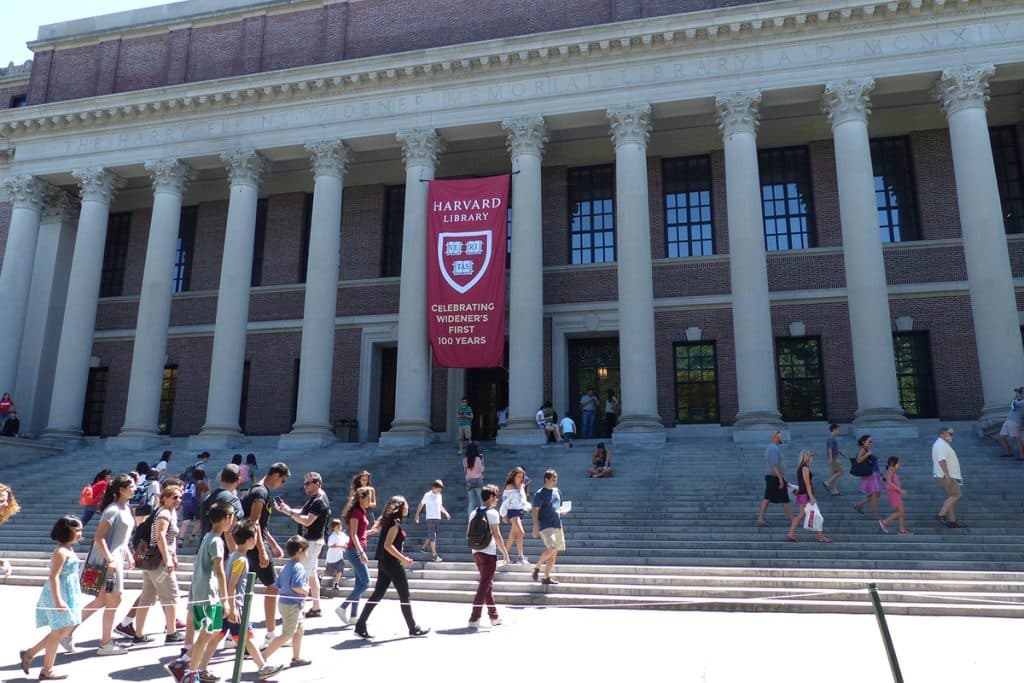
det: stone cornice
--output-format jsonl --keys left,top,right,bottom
{"left": 0, "top": 0, "right": 1007, "bottom": 140}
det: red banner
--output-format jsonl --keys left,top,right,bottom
{"left": 426, "top": 175, "right": 509, "bottom": 368}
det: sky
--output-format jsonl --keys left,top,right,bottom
{"left": 0, "top": 0, "right": 172, "bottom": 66}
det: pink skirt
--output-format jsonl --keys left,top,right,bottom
{"left": 887, "top": 491, "right": 903, "bottom": 509}
{"left": 859, "top": 471, "right": 882, "bottom": 495}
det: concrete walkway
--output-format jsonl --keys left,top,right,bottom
{"left": 0, "top": 584, "right": 1013, "bottom": 681}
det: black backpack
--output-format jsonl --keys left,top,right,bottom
{"left": 466, "top": 507, "right": 492, "bottom": 550}
{"left": 131, "top": 508, "right": 159, "bottom": 547}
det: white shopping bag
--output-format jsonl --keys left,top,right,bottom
{"left": 803, "top": 502, "right": 824, "bottom": 532}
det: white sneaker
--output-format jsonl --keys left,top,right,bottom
{"left": 59, "top": 634, "right": 76, "bottom": 653}
{"left": 490, "top": 617, "right": 503, "bottom": 627}
{"left": 262, "top": 631, "right": 277, "bottom": 649}
{"left": 96, "top": 641, "right": 128, "bottom": 656}
{"left": 432, "top": 555, "right": 443, "bottom": 562}
{"left": 519, "top": 557, "right": 530, "bottom": 566}
{"left": 257, "top": 664, "right": 285, "bottom": 681}
{"left": 467, "top": 620, "right": 480, "bottom": 629}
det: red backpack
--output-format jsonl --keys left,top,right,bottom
{"left": 79, "top": 485, "right": 94, "bottom": 507}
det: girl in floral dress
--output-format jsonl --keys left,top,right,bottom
{"left": 21, "top": 515, "right": 85, "bottom": 680}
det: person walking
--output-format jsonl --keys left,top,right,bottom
{"left": 464, "top": 443, "right": 486, "bottom": 515}
{"left": 786, "top": 450, "right": 832, "bottom": 543}
{"left": 20, "top": 516, "right": 84, "bottom": 680}
{"left": 500, "top": 467, "right": 531, "bottom": 566}
{"left": 353, "top": 496, "right": 429, "bottom": 639}
{"left": 996, "top": 386, "right": 1024, "bottom": 459}
{"left": 756, "top": 431, "right": 793, "bottom": 526}
{"left": 78, "top": 474, "right": 136, "bottom": 656}
{"left": 933, "top": 426, "right": 966, "bottom": 528}
{"left": 580, "top": 389, "right": 599, "bottom": 440}
{"left": 1, "top": 482, "right": 22, "bottom": 578}
{"left": 456, "top": 397, "right": 474, "bottom": 456}
{"left": 531, "top": 469, "right": 567, "bottom": 585}
{"left": 823, "top": 423, "right": 844, "bottom": 495}
{"left": 335, "top": 487, "right": 373, "bottom": 625}
{"left": 79, "top": 470, "right": 111, "bottom": 528}
{"left": 241, "top": 462, "right": 291, "bottom": 647}
{"left": 852, "top": 435, "right": 881, "bottom": 518}
{"left": 414, "top": 479, "right": 450, "bottom": 562}
{"left": 261, "top": 536, "right": 312, "bottom": 668}
{"left": 879, "top": 457, "right": 912, "bottom": 535}
{"left": 468, "top": 485, "right": 510, "bottom": 629}
{"left": 274, "top": 472, "right": 330, "bottom": 618}
{"left": 349, "top": 470, "right": 377, "bottom": 525}
{"left": 133, "top": 483, "right": 185, "bottom": 644}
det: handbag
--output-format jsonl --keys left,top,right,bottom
{"left": 803, "top": 502, "right": 824, "bottom": 532}
{"left": 80, "top": 560, "right": 109, "bottom": 596}
{"left": 849, "top": 456, "right": 873, "bottom": 477}
{"left": 133, "top": 537, "right": 163, "bottom": 571}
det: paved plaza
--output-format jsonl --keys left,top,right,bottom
{"left": 0, "top": 584, "right": 1014, "bottom": 681}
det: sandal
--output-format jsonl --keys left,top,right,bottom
{"left": 304, "top": 608, "right": 322, "bottom": 618}
{"left": 852, "top": 504, "right": 864, "bottom": 515}
{"left": 818, "top": 537, "right": 834, "bottom": 544}
{"left": 20, "top": 649, "right": 31, "bottom": 675}
{"left": 946, "top": 520, "right": 967, "bottom": 528}
{"left": 786, "top": 536, "right": 798, "bottom": 542}
{"left": 39, "top": 672, "right": 68, "bottom": 681}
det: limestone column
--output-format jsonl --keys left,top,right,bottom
{"left": 0, "top": 176, "right": 49, "bottom": 395}
{"left": 497, "top": 115, "right": 548, "bottom": 446}
{"left": 42, "top": 168, "right": 123, "bottom": 442}
{"left": 823, "top": 79, "right": 915, "bottom": 437}
{"left": 607, "top": 104, "right": 665, "bottom": 444}
{"left": 379, "top": 129, "right": 443, "bottom": 449}
{"left": 192, "top": 151, "right": 266, "bottom": 449}
{"left": 936, "top": 64, "right": 1024, "bottom": 430}
{"left": 281, "top": 140, "right": 349, "bottom": 449}
{"left": 15, "top": 191, "right": 76, "bottom": 438}
{"left": 715, "top": 91, "right": 783, "bottom": 441}
{"left": 114, "top": 160, "right": 192, "bottom": 449}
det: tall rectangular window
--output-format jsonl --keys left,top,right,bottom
{"left": 892, "top": 332, "right": 937, "bottom": 418}
{"left": 250, "top": 199, "right": 269, "bottom": 287}
{"left": 100, "top": 212, "right": 132, "bottom": 297}
{"left": 172, "top": 206, "right": 198, "bottom": 293}
{"left": 870, "top": 137, "right": 920, "bottom": 242}
{"left": 989, "top": 125, "right": 1024, "bottom": 234}
{"left": 759, "top": 146, "right": 816, "bottom": 251}
{"left": 674, "top": 342, "right": 719, "bottom": 424}
{"left": 158, "top": 365, "right": 178, "bottom": 434}
{"left": 381, "top": 185, "right": 405, "bottom": 277}
{"left": 81, "top": 367, "right": 109, "bottom": 436}
{"left": 663, "top": 155, "right": 714, "bottom": 257}
{"left": 297, "top": 193, "right": 314, "bottom": 283}
{"left": 775, "top": 337, "right": 826, "bottom": 420}
{"left": 239, "top": 361, "right": 251, "bottom": 433}
{"left": 568, "top": 164, "right": 616, "bottom": 264}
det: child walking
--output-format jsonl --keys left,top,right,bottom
{"left": 415, "top": 480, "right": 451, "bottom": 562}
{"left": 21, "top": 516, "right": 84, "bottom": 681}
{"left": 323, "top": 518, "right": 348, "bottom": 590}
{"left": 261, "top": 536, "right": 312, "bottom": 668}
{"left": 185, "top": 502, "right": 236, "bottom": 683}
{"left": 879, "top": 457, "right": 913, "bottom": 535}
{"left": 222, "top": 520, "right": 284, "bottom": 681}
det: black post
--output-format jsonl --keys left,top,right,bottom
{"left": 867, "top": 582, "right": 903, "bottom": 683}
{"left": 231, "top": 572, "right": 256, "bottom": 683}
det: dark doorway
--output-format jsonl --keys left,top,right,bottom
{"left": 377, "top": 347, "right": 397, "bottom": 439}
{"left": 465, "top": 342, "right": 509, "bottom": 441}
{"left": 568, "top": 338, "right": 620, "bottom": 438}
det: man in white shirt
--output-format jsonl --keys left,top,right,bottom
{"left": 932, "top": 426, "right": 965, "bottom": 528}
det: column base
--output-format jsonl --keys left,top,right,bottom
{"left": 279, "top": 423, "right": 336, "bottom": 450}
{"left": 378, "top": 419, "right": 432, "bottom": 450}
{"left": 975, "top": 404, "right": 1011, "bottom": 437}
{"left": 496, "top": 419, "right": 548, "bottom": 446}
{"left": 731, "top": 410, "right": 786, "bottom": 444}
{"left": 852, "top": 407, "right": 919, "bottom": 440}
{"left": 190, "top": 425, "right": 244, "bottom": 450}
{"left": 108, "top": 429, "right": 169, "bottom": 451}
{"left": 40, "top": 425, "right": 85, "bottom": 448}
{"left": 611, "top": 415, "right": 666, "bottom": 446}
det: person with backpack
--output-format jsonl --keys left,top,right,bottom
{"left": 130, "top": 470, "right": 161, "bottom": 523}
{"left": 467, "top": 484, "right": 509, "bottom": 629}
{"left": 178, "top": 468, "right": 211, "bottom": 544}
{"left": 132, "top": 482, "right": 185, "bottom": 643}
{"left": 200, "top": 465, "right": 245, "bottom": 552}
{"left": 79, "top": 470, "right": 111, "bottom": 528}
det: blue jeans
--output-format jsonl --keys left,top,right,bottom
{"left": 582, "top": 410, "right": 596, "bottom": 439}
{"left": 80, "top": 507, "right": 96, "bottom": 527}
{"left": 466, "top": 480, "right": 484, "bottom": 515}
{"left": 343, "top": 546, "right": 370, "bottom": 616}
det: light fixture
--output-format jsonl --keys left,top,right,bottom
{"left": 597, "top": 367, "right": 608, "bottom": 379}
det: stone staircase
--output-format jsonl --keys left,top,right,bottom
{"left": 1, "top": 430, "right": 1022, "bottom": 617}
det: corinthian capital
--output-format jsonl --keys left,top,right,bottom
{"left": 936, "top": 64, "right": 995, "bottom": 117}
{"left": 502, "top": 114, "right": 548, "bottom": 159}
{"left": 2, "top": 175, "right": 48, "bottom": 211}
{"left": 42, "top": 189, "right": 77, "bottom": 223}
{"left": 607, "top": 104, "right": 652, "bottom": 149}
{"left": 220, "top": 150, "right": 268, "bottom": 188}
{"left": 395, "top": 128, "right": 443, "bottom": 170}
{"left": 71, "top": 168, "right": 124, "bottom": 204}
{"left": 145, "top": 159, "right": 193, "bottom": 195}
{"left": 305, "top": 139, "right": 350, "bottom": 179}
{"left": 714, "top": 90, "right": 762, "bottom": 138}
{"left": 822, "top": 78, "right": 875, "bottom": 128}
